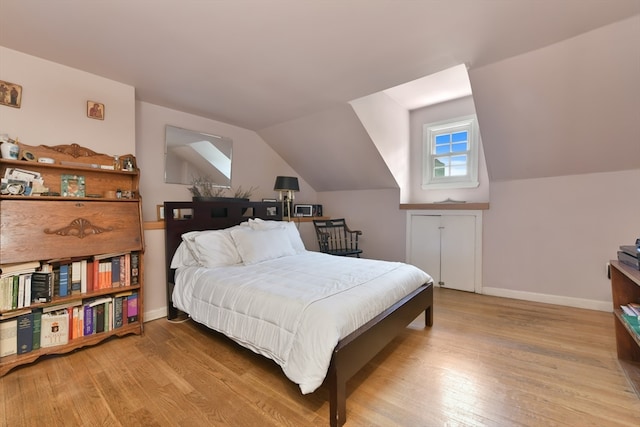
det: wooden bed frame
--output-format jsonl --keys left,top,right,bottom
{"left": 164, "top": 200, "right": 433, "bottom": 426}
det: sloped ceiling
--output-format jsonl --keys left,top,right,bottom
{"left": 1, "top": 1, "right": 639, "bottom": 191}
{"left": 470, "top": 15, "right": 640, "bottom": 181}
{"left": 258, "top": 103, "right": 397, "bottom": 191}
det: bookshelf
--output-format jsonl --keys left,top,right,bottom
{"left": 0, "top": 142, "right": 144, "bottom": 377}
{"left": 610, "top": 260, "right": 640, "bottom": 396}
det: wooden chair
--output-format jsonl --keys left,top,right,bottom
{"left": 313, "top": 218, "right": 363, "bottom": 257}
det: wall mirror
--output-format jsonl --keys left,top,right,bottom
{"left": 164, "top": 125, "right": 232, "bottom": 187}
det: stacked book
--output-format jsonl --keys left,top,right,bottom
{"left": 618, "top": 241, "right": 640, "bottom": 270}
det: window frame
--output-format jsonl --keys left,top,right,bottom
{"left": 422, "top": 115, "right": 479, "bottom": 189}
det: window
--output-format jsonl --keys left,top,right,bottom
{"left": 422, "top": 115, "right": 479, "bottom": 189}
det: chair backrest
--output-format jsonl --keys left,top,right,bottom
{"left": 313, "top": 218, "right": 362, "bottom": 257}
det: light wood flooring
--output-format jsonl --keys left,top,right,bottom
{"left": 1, "top": 287, "right": 639, "bottom": 426}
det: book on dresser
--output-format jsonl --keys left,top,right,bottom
{"left": 40, "top": 310, "right": 69, "bottom": 348}
{"left": 0, "top": 142, "right": 144, "bottom": 377}
{"left": 0, "top": 318, "right": 18, "bottom": 357}
{"left": 16, "top": 312, "right": 33, "bottom": 354}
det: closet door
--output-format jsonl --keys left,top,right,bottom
{"left": 409, "top": 215, "right": 441, "bottom": 285}
{"left": 409, "top": 214, "right": 476, "bottom": 292}
{"left": 440, "top": 215, "right": 475, "bottom": 292}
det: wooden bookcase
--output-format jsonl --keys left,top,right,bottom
{"left": 610, "top": 260, "right": 640, "bottom": 396}
{"left": 0, "top": 142, "right": 144, "bottom": 377}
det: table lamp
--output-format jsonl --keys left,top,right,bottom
{"left": 274, "top": 176, "right": 299, "bottom": 221}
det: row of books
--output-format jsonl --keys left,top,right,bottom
{"left": 0, "top": 252, "right": 139, "bottom": 311}
{"left": 0, "top": 292, "right": 139, "bottom": 358}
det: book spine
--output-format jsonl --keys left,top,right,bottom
{"left": 122, "top": 294, "right": 128, "bottom": 325}
{"left": 17, "top": 274, "right": 25, "bottom": 309}
{"left": 32, "top": 310, "right": 42, "bottom": 350}
{"left": 59, "top": 264, "right": 68, "bottom": 297}
{"left": 125, "top": 253, "right": 131, "bottom": 286}
{"left": 30, "top": 272, "right": 53, "bottom": 303}
{"left": 23, "top": 273, "right": 32, "bottom": 309}
{"left": 86, "top": 260, "right": 94, "bottom": 293}
{"left": 119, "top": 255, "right": 126, "bottom": 287}
{"left": 80, "top": 259, "right": 88, "bottom": 294}
{"left": 12, "top": 275, "right": 19, "bottom": 309}
{"left": 111, "top": 257, "right": 121, "bottom": 288}
{"left": 113, "top": 296, "right": 123, "bottom": 328}
{"left": 16, "top": 312, "right": 33, "bottom": 354}
{"left": 127, "top": 292, "right": 138, "bottom": 323}
{"left": 95, "top": 303, "right": 105, "bottom": 333}
{"left": 72, "top": 307, "right": 79, "bottom": 340}
{"left": 0, "top": 319, "right": 18, "bottom": 357}
{"left": 83, "top": 304, "right": 93, "bottom": 336}
{"left": 71, "top": 261, "right": 82, "bottom": 294}
{"left": 130, "top": 253, "right": 139, "bottom": 286}
{"left": 0, "top": 276, "right": 12, "bottom": 311}
{"left": 92, "top": 259, "right": 99, "bottom": 291}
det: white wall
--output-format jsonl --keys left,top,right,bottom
{"left": 317, "top": 188, "right": 406, "bottom": 262}
{"left": 350, "top": 92, "right": 409, "bottom": 202}
{"left": 135, "top": 101, "right": 317, "bottom": 222}
{"left": 0, "top": 47, "right": 135, "bottom": 155}
{"left": 483, "top": 169, "right": 640, "bottom": 310}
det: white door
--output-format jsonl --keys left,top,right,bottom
{"left": 409, "top": 215, "right": 442, "bottom": 286}
{"left": 409, "top": 214, "right": 476, "bottom": 292}
{"left": 440, "top": 215, "right": 475, "bottom": 292}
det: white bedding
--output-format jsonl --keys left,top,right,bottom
{"left": 173, "top": 251, "right": 432, "bottom": 394}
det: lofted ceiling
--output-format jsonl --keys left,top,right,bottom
{"left": 1, "top": 1, "right": 639, "bottom": 191}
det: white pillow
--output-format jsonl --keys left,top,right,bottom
{"left": 180, "top": 230, "right": 203, "bottom": 262}
{"left": 170, "top": 241, "right": 199, "bottom": 268}
{"left": 193, "top": 229, "right": 242, "bottom": 268}
{"left": 230, "top": 227, "right": 296, "bottom": 265}
{"left": 248, "top": 219, "right": 306, "bottom": 253}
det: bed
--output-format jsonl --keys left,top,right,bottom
{"left": 164, "top": 200, "right": 433, "bottom": 426}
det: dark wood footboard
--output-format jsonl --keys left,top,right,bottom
{"left": 327, "top": 282, "right": 433, "bottom": 426}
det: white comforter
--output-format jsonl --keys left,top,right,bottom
{"left": 172, "top": 251, "right": 431, "bottom": 394}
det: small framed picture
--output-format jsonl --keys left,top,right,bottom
{"left": 61, "top": 174, "right": 86, "bottom": 197}
{"left": 266, "top": 206, "right": 277, "bottom": 217}
{"left": 262, "top": 198, "right": 277, "bottom": 202}
{"left": 87, "top": 100, "right": 104, "bottom": 120}
{"left": 0, "top": 80, "right": 22, "bottom": 109}
{"left": 156, "top": 205, "right": 165, "bottom": 221}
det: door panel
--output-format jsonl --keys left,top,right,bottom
{"left": 440, "top": 215, "right": 475, "bottom": 292}
{"left": 409, "top": 215, "right": 441, "bottom": 285}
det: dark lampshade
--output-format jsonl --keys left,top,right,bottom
{"left": 273, "top": 176, "right": 299, "bottom": 191}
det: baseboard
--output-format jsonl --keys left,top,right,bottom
{"left": 144, "top": 307, "right": 167, "bottom": 322}
{"left": 481, "top": 286, "right": 612, "bottom": 312}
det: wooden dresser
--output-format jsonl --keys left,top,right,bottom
{"left": 610, "top": 260, "right": 640, "bottom": 396}
{"left": 0, "top": 142, "right": 144, "bottom": 376}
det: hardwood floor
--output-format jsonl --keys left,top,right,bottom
{"left": 2, "top": 287, "right": 639, "bottom": 426}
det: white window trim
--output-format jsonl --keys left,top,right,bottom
{"left": 422, "top": 115, "right": 479, "bottom": 190}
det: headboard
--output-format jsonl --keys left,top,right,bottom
{"left": 164, "top": 199, "right": 282, "bottom": 319}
